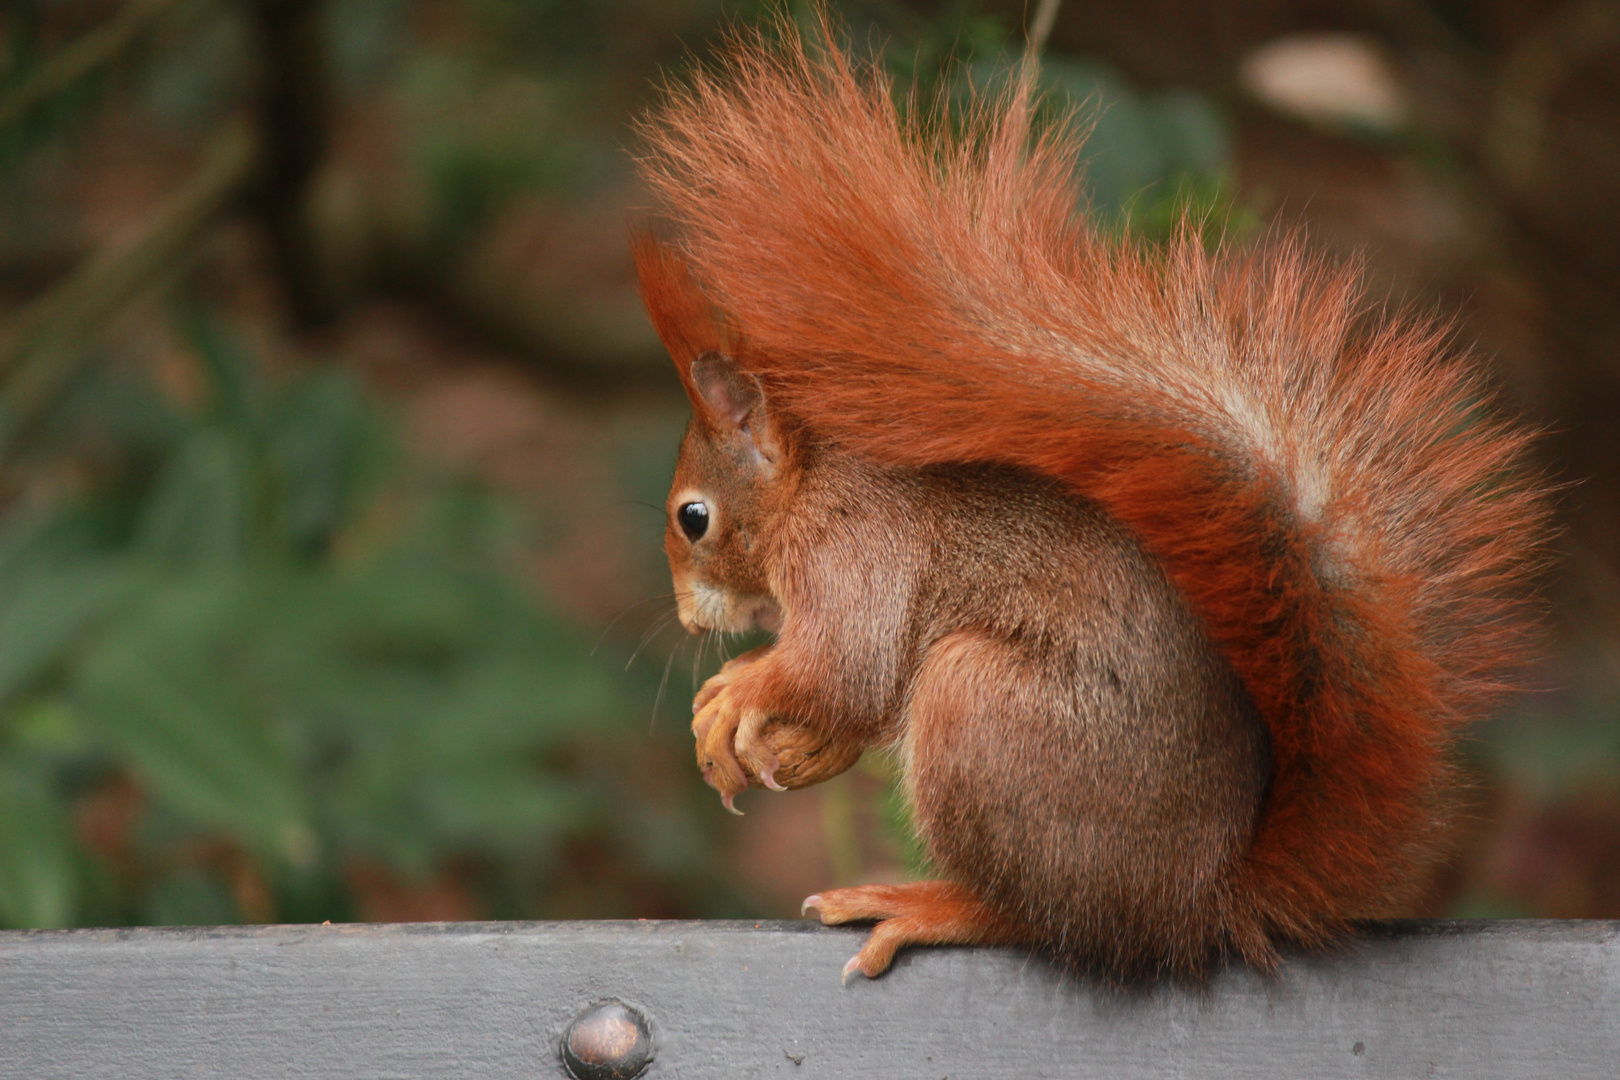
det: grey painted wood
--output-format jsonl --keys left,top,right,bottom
{"left": 1, "top": 919, "right": 1616, "bottom": 1079}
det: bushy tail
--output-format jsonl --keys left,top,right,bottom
{"left": 635, "top": 22, "right": 1551, "bottom": 962}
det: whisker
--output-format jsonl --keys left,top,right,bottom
{"left": 593, "top": 593, "right": 677, "bottom": 655}
{"left": 651, "top": 639, "right": 682, "bottom": 735}
{"left": 692, "top": 628, "right": 711, "bottom": 689}
{"left": 626, "top": 609, "right": 682, "bottom": 672}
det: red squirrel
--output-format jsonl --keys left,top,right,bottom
{"left": 631, "top": 24, "right": 1551, "bottom": 981}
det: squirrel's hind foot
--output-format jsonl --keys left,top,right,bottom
{"left": 803, "top": 880, "right": 1027, "bottom": 982}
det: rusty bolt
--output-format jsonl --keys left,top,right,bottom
{"left": 560, "top": 999, "right": 654, "bottom": 1080}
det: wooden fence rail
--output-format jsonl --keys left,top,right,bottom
{"left": 2, "top": 919, "right": 1616, "bottom": 1078}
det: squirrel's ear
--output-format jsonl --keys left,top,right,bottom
{"left": 691, "top": 351, "right": 781, "bottom": 470}
{"left": 691, "top": 351, "right": 761, "bottom": 424}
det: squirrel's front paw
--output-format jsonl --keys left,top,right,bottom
{"left": 756, "top": 724, "right": 863, "bottom": 790}
{"left": 691, "top": 681, "right": 765, "bottom": 814}
{"left": 691, "top": 674, "right": 862, "bottom": 811}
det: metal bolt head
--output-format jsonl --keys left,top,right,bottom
{"left": 561, "top": 999, "right": 654, "bottom": 1080}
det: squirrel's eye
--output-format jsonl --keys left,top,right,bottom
{"left": 677, "top": 501, "right": 709, "bottom": 542}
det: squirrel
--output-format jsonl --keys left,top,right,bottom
{"left": 630, "top": 21, "right": 1552, "bottom": 982}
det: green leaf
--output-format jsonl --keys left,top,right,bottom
{"left": 135, "top": 429, "right": 256, "bottom": 570}
{"left": 0, "top": 763, "right": 78, "bottom": 928}
{"left": 267, "top": 370, "right": 388, "bottom": 555}
{"left": 0, "top": 558, "right": 143, "bottom": 709}
{"left": 1148, "top": 89, "right": 1229, "bottom": 178}
{"left": 6, "top": 697, "right": 91, "bottom": 755}
{"left": 1045, "top": 61, "right": 1169, "bottom": 212}
{"left": 417, "top": 764, "right": 581, "bottom": 848}
{"left": 73, "top": 579, "right": 316, "bottom": 866}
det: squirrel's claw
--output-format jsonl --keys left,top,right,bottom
{"left": 757, "top": 760, "right": 788, "bottom": 792}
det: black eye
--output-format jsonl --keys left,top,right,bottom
{"left": 677, "top": 501, "right": 709, "bottom": 541}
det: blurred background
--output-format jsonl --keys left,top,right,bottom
{"left": 0, "top": 0, "right": 1615, "bottom": 932}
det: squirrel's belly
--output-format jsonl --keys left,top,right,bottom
{"left": 901, "top": 620, "right": 1268, "bottom": 976}
{"left": 901, "top": 470, "right": 1271, "bottom": 975}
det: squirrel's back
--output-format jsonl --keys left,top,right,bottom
{"left": 636, "top": 20, "right": 1552, "bottom": 969}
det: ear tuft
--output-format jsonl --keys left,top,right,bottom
{"left": 631, "top": 231, "right": 722, "bottom": 392}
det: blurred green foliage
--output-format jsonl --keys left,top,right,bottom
{"left": 394, "top": 0, "right": 1245, "bottom": 267}
{"left": 0, "top": 307, "right": 700, "bottom": 928}
{"left": 399, "top": 51, "right": 582, "bottom": 257}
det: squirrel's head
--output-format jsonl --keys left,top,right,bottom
{"left": 666, "top": 351, "right": 792, "bottom": 635}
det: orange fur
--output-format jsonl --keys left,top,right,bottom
{"left": 634, "top": 25, "right": 1550, "bottom": 961}
{"left": 807, "top": 881, "right": 1028, "bottom": 978}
